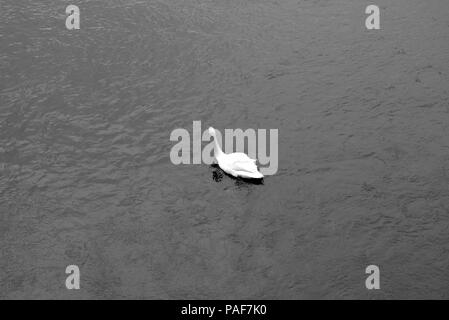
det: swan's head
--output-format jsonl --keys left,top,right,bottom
{"left": 208, "top": 127, "right": 216, "bottom": 137}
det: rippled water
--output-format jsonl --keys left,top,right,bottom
{"left": 1, "top": 0, "right": 449, "bottom": 299}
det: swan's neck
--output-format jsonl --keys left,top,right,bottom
{"left": 212, "top": 134, "right": 223, "bottom": 157}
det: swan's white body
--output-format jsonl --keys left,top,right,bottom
{"left": 208, "top": 127, "right": 264, "bottom": 179}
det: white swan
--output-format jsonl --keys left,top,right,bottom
{"left": 209, "top": 127, "right": 264, "bottom": 179}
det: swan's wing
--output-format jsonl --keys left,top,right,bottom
{"left": 231, "top": 160, "right": 259, "bottom": 173}
{"left": 234, "top": 170, "right": 264, "bottom": 179}
{"left": 227, "top": 153, "right": 257, "bottom": 163}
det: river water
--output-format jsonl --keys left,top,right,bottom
{"left": 1, "top": 0, "right": 449, "bottom": 299}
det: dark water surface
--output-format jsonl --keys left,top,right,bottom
{"left": 1, "top": 0, "right": 449, "bottom": 299}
